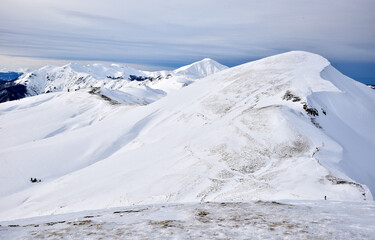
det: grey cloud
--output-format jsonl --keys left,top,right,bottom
{"left": 0, "top": 0, "right": 374, "bottom": 68}
{"left": 56, "top": 9, "right": 121, "bottom": 24}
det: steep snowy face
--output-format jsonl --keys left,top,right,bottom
{"left": 0, "top": 51, "right": 374, "bottom": 221}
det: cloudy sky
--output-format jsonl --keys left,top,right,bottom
{"left": 0, "top": 0, "right": 374, "bottom": 83}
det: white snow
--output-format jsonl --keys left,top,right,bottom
{"left": 0, "top": 51, "right": 374, "bottom": 226}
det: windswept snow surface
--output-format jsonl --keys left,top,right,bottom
{"left": 0, "top": 51, "right": 374, "bottom": 222}
{"left": 1, "top": 201, "right": 374, "bottom": 239}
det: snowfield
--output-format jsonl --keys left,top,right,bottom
{"left": 0, "top": 51, "right": 374, "bottom": 237}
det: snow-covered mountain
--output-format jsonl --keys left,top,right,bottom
{"left": 11, "top": 58, "right": 227, "bottom": 104}
{"left": 0, "top": 51, "right": 374, "bottom": 222}
{"left": 173, "top": 58, "right": 228, "bottom": 78}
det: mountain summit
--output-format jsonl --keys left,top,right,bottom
{"left": 173, "top": 58, "right": 228, "bottom": 78}
{"left": 0, "top": 51, "right": 374, "bottom": 221}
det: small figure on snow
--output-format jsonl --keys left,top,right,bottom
{"left": 30, "top": 178, "right": 41, "bottom": 183}
{"left": 312, "top": 147, "right": 320, "bottom": 157}
{"left": 324, "top": 196, "right": 327, "bottom": 200}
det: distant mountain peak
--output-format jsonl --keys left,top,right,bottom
{"left": 173, "top": 58, "right": 228, "bottom": 78}
{"left": 198, "top": 57, "right": 215, "bottom": 62}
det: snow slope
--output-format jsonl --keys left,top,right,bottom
{"left": 0, "top": 51, "right": 374, "bottom": 221}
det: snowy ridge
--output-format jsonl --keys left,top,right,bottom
{"left": 14, "top": 59, "right": 228, "bottom": 104}
{"left": 0, "top": 51, "right": 374, "bottom": 221}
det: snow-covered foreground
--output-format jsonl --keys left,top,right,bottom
{"left": 1, "top": 201, "right": 374, "bottom": 239}
{"left": 0, "top": 51, "right": 374, "bottom": 224}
